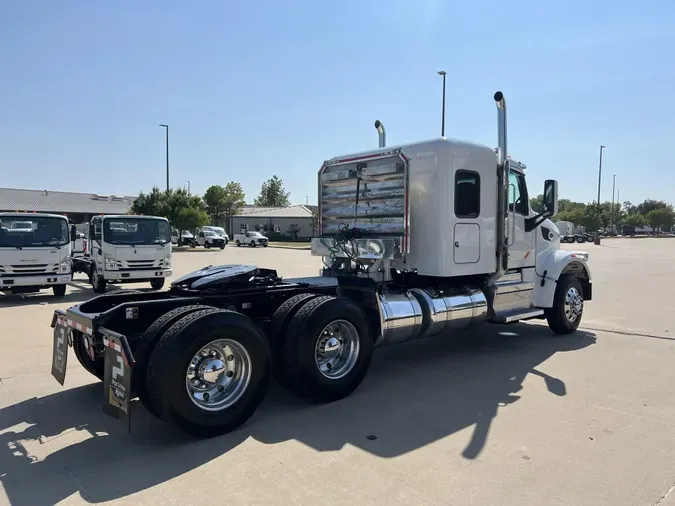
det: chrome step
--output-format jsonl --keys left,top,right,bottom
{"left": 491, "top": 308, "right": 545, "bottom": 324}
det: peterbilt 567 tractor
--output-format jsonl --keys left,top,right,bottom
{"left": 49, "top": 91, "right": 591, "bottom": 438}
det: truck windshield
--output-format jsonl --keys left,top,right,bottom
{"left": 209, "top": 227, "right": 226, "bottom": 235}
{"left": 103, "top": 218, "right": 171, "bottom": 245}
{"left": 0, "top": 216, "right": 69, "bottom": 248}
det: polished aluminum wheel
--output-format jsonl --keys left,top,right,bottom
{"left": 185, "top": 339, "right": 252, "bottom": 412}
{"left": 314, "top": 319, "right": 360, "bottom": 380}
{"left": 564, "top": 286, "right": 583, "bottom": 323}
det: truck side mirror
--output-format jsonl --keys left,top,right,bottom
{"left": 70, "top": 225, "right": 77, "bottom": 242}
{"left": 542, "top": 180, "right": 558, "bottom": 218}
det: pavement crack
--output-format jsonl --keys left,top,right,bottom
{"left": 655, "top": 479, "right": 675, "bottom": 505}
{"left": 580, "top": 326, "right": 675, "bottom": 342}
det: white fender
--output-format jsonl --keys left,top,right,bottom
{"left": 532, "top": 249, "right": 592, "bottom": 308}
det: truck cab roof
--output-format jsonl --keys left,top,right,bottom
{"left": 324, "top": 137, "right": 527, "bottom": 174}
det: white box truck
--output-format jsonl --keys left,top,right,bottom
{"left": 71, "top": 215, "right": 172, "bottom": 293}
{"left": 0, "top": 213, "right": 72, "bottom": 296}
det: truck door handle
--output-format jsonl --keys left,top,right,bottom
{"left": 454, "top": 241, "right": 460, "bottom": 247}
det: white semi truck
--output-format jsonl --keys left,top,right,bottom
{"left": 0, "top": 213, "right": 72, "bottom": 296}
{"left": 50, "top": 91, "right": 592, "bottom": 438}
{"left": 71, "top": 215, "right": 172, "bottom": 293}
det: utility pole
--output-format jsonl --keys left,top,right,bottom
{"left": 610, "top": 174, "right": 616, "bottom": 233}
{"left": 594, "top": 145, "right": 606, "bottom": 245}
{"left": 437, "top": 70, "right": 446, "bottom": 137}
{"left": 186, "top": 180, "right": 191, "bottom": 195}
{"left": 159, "top": 124, "right": 169, "bottom": 190}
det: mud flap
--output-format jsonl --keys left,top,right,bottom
{"left": 101, "top": 327, "right": 135, "bottom": 433}
{"left": 50, "top": 310, "right": 69, "bottom": 386}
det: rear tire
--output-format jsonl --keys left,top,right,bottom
{"left": 546, "top": 275, "right": 584, "bottom": 334}
{"left": 576, "top": 236, "right": 584, "bottom": 243}
{"left": 269, "top": 293, "right": 323, "bottom": 388}
{"left": 145, "top": 309, "right": 271, "bottom": 437}
{"left": 73, "top": 332, "right": 104, "bottom": 381}
{"left": 150, "top": 278, "right": 165, "bottom": 290}
{"left": 52, "top": 284, "right": 67, "bottom": 297}
{"left": 236, "top": 241, "right": 241, "bottom": 247}
{"left": 135, "top": 305, "right": 215, "bottom": 418}
{"left": 282, "top": 296, "right": 373, "bottom": 403}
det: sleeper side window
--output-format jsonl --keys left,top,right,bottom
{"left": 454, "top": 170, "right": 481, "bottom": 218}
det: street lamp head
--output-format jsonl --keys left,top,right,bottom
{"left": 437, "top": 70, "right": 446, "bottom": 76}
{"left": 159, "top": 124, "right": 168, "bottom": 128}
{"left": 600, "top": 144, "right": 606, "bottom": 149}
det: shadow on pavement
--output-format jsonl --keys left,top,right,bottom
{"left": 0, "top": 323, "right": 595, "bottom": 505}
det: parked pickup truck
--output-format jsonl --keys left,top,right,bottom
{"left": 234, "top": 231, "right": 268, "bottom": 247}
{"left": 195, "top": 230, "right": 226, "bottom": 249}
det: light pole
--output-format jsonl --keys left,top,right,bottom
{"left": 437, "top": 70, "right": 446, "bottom": 137}
{"left": 594, "top": 145, "right": 606, "bottom": 245}
{"left": 186, "top": 181, "right": 191, "bottom": 195}
{"left": 159, "top": 124, "right": 169, "bottom": 190}
{"left": 610, "top": 174, "right": 616, "bottom": 233}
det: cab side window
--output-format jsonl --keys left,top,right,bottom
{"left": 508, "top": 171, "right": 529, "bottom": 215}
{"left": 92, "top": 218, "right": 102, "bottom": 241}
{"left": 454, "top": 170, "right": 481, "bottom": 218}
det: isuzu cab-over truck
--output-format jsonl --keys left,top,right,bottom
{"left": 71, "top": 214, "right": 172, "bottom": 293}
{"left": 0, "top": 213, "right": 72, "bottom": 296}
{"left": 49, "top": 92, "right": 591, "bottom": 438}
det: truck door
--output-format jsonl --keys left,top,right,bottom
{"left": 507, "top": 170, "right": 536, "bottom": 269}
{"left": 453, "top": 170, "right": 481, "bottom": 264}
{"left": 90, "top": 217, "right": 103, "bottom": 266}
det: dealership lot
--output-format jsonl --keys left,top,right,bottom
{"left": 1, "top": 239, "right": 674, "bottom": 505}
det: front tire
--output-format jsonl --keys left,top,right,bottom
{"left": 53, "top": 284, "right": 67, "bottom": 297}
{"left": 91, "top": 266, "right": 107, "bottom": 293}
{"left": 205, "top": 241, "right": 211, "bottom": 249}
{"left": 546, "top": 275, "right": 584, "bottom": 334}
{"left": 220, "top": 243, "right": 225, "bottom": 250}
{"left": 150, "top": 278, "right": 165, "bottom": 290}
{"left": 145, "top": 309, "right": 271, "bottom": 437}
{"left": 236, "top": 241, "right": 241, "bottom": 247}
{"left": 282, "top": 296, "right": 373, "bottom": 403}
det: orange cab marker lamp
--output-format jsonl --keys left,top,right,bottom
{"left": 524, "top": 250, "right": 531, "bottom": 260}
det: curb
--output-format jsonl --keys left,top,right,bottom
{"left": 267, "top": 245, "right": 311, "bottom": 250}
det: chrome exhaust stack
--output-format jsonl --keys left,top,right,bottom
{"left": 490, "top": 91, "right": 510, "bottom": 284}
{"left": 374, "top": 120, "right": 386, "bottom": 148}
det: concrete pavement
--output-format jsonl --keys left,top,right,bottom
{"left": 0, "top": 239, "right": 673, "bottom": 505}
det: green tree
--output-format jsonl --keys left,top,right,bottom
{"left": 624, "top": 213, "right": 646, "bottom": 228}
{"left": 131, "top": 187, "right": 207, "bottom": 233}
{"left": 254, "top": 175, "right": 290, "bottom": 207}
{"left": 174, "top": 206, "right": 209, "bottom": 232}
{"left": 131, "top": 187, "right": 170, "bottom": 217}
{"left": 530, "top": 194, "right": 543, "bottom": 214}
{"left": 646, "top": 207, "right": 675, "bottom": 232}
{"left": 637, "top": 199, "right": 669, "bottom": 216}
{"left": 221, "top": 182, "right": 247, "bottom": 229}
{"left": 203, "top": 185, "right": 228, "bottom": 224}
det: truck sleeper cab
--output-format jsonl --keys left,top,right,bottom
{"left": 0, "top": 213, "right": 72, "bottom": 297}
{"left": 49, "top": 91, "right": 592, "bottom": 439}
{"left": 72, "top": 215, "right": 172, "bottom": 293}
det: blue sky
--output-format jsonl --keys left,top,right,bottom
{"left": 1, "top": 0, "right": 673, "bottom": 206}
